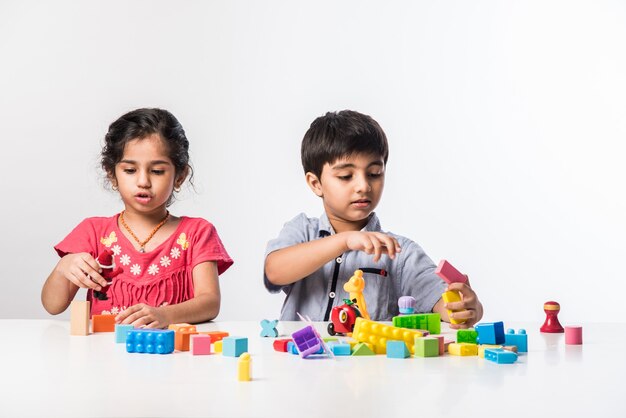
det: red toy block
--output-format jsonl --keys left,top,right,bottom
{"left": 565, "top": 326, "right": 583, "bottom": 344}
{"left": 191, "top": 335, "right": 212, "bottom": 355}
{"left": 273, "top": 339, "right": 293, "bottom": 352}
{"left": 92, "top": 314, "right": 116, "bottom": 332}
{"left": 435, "top": 260, "right": 468, "bottom": 284}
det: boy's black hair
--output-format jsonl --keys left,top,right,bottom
{"left": 101, "top": 108, "right": 193, "bottom": 206}
{"left": 301, "top": 110, "right": 389, "bottom": 178}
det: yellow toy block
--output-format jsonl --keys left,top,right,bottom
{"left": 478, "top": 344, "right": 503, "bottom": 358}
{"left": 448, "top": 342, "right": 478, "bottom": 356}
{"left": 214, "top": 340, "right": 223, "bottom": 353}
{"left": 441, "top": 290, "right": 466, "bottom": 325}
{"left": 238, "top": 352, "right": 251, "bottom": 381}
{"left": 352, "top": 317, "right": 424, "bottom": 354}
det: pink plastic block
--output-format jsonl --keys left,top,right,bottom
{"left": 565, "top": 326, "right": 583, "bottom": 345}
{"left": 433, "top": 335, "right": 445, "bottom": 356}
{"left": 435, "top": 260, "right": 468, "bottom": 284}
{"left": 191, "top": 334, "right": 212, "bottom": 355}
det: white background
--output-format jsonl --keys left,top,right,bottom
{"left": 0, "top": 0, "right": 624, "bottom": 324}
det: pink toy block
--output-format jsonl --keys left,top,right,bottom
{"left": 435, "top": 260, "right": 468, "bottom": 284}
{"left": 433, "top": 335, "right": 445, "bottom": 356}
{"left": 191, "top": 334, "right": 212, "bottom": 355}
{"left": 565, "top": 326, "right": 583, "bottom": 345}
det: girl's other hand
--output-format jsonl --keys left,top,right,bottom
{"left": 56, "top": 253, "right": 107, "bottom": 290}
{"left": 116, "top": 303, "right": 169, "bottom": 329}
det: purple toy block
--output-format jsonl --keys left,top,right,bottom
{"left": 291, "top": 325, "right": 322, "bottom": 358}
{"left": 191, "top": 334, "right": 212, "bottom": 355}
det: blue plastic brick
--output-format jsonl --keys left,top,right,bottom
{"left": 386, "top": 340, "right": 410, "bottom": 358}
{"left": 288, "top": 341, "right": 299, "bottom": 355}
{"left": 223, "top": 337, "right": 248, "bottom": 357}
{"left": 475, "top": 322, "right": 505, "bottom": 345}
{"left": 484, "top": 348, "right": 518, "bottom": 364}
{"left": 115, "top": 324, "right": 134, "bottom": 343}
{"left": 329, "top": 342, "right": 351, "bottom": 356}
{"left": 126, "top": 329, "right": 174, "bottom": 354}
{"left": 504, "top": 329, "right": 528, "bottom": 352}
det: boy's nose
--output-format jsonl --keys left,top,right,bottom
{"left": 355, "top": 175, "right": 372, "bottom": 193}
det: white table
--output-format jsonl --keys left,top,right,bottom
{"left": 0, "top": 320, "right": 621, "bottom": 418}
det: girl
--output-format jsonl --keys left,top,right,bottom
{"left": 41, "top": 108, "right": 233, "bottom": 328}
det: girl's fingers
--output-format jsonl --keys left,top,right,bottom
{"left": 80, "top": 261, "right": 107, "bottom": 287}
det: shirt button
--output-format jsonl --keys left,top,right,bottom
{"left": 336, "top": 257, "right": 343, "bottom": 263}
{"left": 329, "top": 292, "right": 336, "bottom": 298}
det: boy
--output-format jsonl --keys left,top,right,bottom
{"left": 264, "top": 110, "right": 483, "bottom": 328}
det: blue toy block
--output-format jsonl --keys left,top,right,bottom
{"left": 115, "top": 324, "right": 134, "bottom": 343}
{"left": 329, "top": 342, "right": 351, "bottom": 356}
{"left": 386, "top": 340, "right": 410, "bottom": 359}
{"left": 260, "top": 319, "right": 279, "bottom": 337}
{"left": 504, "top": 329, "right": 528, "bottom": 353}
{"left": 126, "top": 329, "right": 174, "bottom": 354}
{"left": 475, "top": 321, "right": 505, "bottom": 345}
{"left": 484, "top": 348, "right": 518, "bottom": 364}
{"left": 288, "top": 341, "right": 299, "bottom": 355}
{"left": 223, "top": 337, "right": 249, "bottom": 357}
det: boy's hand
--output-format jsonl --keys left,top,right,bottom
{"left": 55, "top": 253, "right": 108, "bottom": 291}
{"left": 345, "top": 231, "right": 401, "bottom": 262}
{"left": 116, "top": 303, "right": 169, "bottom": 329}
{"left": 444, "top": 281, "right": 483, "bottom": 329}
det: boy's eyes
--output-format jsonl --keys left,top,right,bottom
{"left": 336, "top": 172, "right": 383, "bottom": 180}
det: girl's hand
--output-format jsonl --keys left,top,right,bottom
{"left": 445, "top": 281, "right": 484, "bottom": 329}
{"left": 344, "top": 231, "right": 401, "bottom": 262}
{"left": 116, "top": 304, "right": 169, "bottom": 329}
{"left": 55, "top": 253, "right": 108, "bottom": 290}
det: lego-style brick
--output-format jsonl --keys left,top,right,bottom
{"left": 214, "top": 340, "right": 223, "bottom": 353}
{"left": 115, "top": 324, "right": 134, "bottom": 343}
{"left": 191, "top": 334, "right": 212, "bottom": 355}
{"left": 92, "top": 314, "right": 116, "bottom": 332}
{"left": 323, "top": 337, "right": 338, "bottom": 343}
{"left": 287, "top": 341, "right": 299, "bottom": 355}
{"left": 478, "top": 344, "right": 503, "bottom": 358}
{"left": 448, "top": 342, "right": 478, "bottom": 356}
{"left": 329, "top": 342, "right": 351, "bottom": 356}
{"left": 441, "top": 290, "right": 466, "bottom": 325}
{"left": 415, "top": 337, "right": 440, "bottom": 357}
{"left": 199, "top": 331, "right": 229, "bottom": 342}
{"left": 386, "top": 341, "right": 410, "bottom": 358}
{"left": 223, "top": 337, "right": 248, "bottom": 357}
{"left": 273, "top": 339, "right": 292, "bottom": 352}
{"left": 565, "top": 326, "right": 583, "bottom": 345}
{"left": 174, "top": 325, "right": 198, "bottom": 351}
{"left": 504, "top": 329, "right": 528, "bottom": 352}
{"left": 260, "top": 319, "right": 279, "bottom": 337}
{"left": 475, "top": 322, "right": 505, "bottom": 345}
{"left": 352, "top": 317, "right": 424, "bottom": 355}
{"left": 456, "top": 329, "right": 478, "bottom": 344}
{"left": 291, "top": 325, "right": 322, "bottom": 357}
{"left": 238, "top": 353, "right": 251, "bottom": 381}
{"left": 168, "top": 323, "right": 193, "bottom": 331}
{"left": 435, "top": 260, "right": 468, "bottom": 284}
{"left": 392, "top": 313, "right": 441, "bottom": 335}
{"left": 484, "top": 348, "right": 518, "bottom": 364}
{"left": 352, "top": 343, "right": 375, "bottom": 356}
{"left": 70, "top": 301, "right": 90, "bottom": 336}
{"left": 126, "top": 329, "right": 174, "bottom": 354}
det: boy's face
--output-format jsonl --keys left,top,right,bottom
{"left": 306, "top": 153, "right": 385, "bottom": 233}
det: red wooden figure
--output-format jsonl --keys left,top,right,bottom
{"left": 93, "top": 249, "right": 123, "bottom": 301}
{"left": 540, "top": 301, "right": 564, "bottom": 333}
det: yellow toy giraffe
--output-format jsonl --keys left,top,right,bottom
{"left": 343, "top": 269, "right": 370, "bottom": 320}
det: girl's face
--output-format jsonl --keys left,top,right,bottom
{"left": 111, "top": 134, "right": 183, "bottom": 216}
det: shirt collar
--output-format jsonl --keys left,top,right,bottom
{"left": 318, "top": 212, "right": 382, "bottom": 237}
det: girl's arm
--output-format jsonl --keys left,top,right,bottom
{"left": 116, "top": 261, "right": 220, "bottom": 327}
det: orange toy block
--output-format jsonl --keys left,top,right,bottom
{"left": 70, "top": 301, "right": 90, "bottom": 336}
{"left": 199, "top": 331, "right": 229, "bottom": 342}
{"left": 92, "top": 314, "right": 116, "bottom": 332}
{"left": 174, "top": 325, "right": 198, "bottom": 351}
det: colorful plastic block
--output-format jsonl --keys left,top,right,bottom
{"left": 291, "top": 325, "right": 322, "bottom": 357}
{"left": 392, "top": 313, "right": 441, "bottom": 335}
{"left": 351, "top": 343, "right": 375, "bottom": 356}
{"left": 456, "top": 329, "right": 478, "bottom": 344}
{"left": 441, "top": 290, "right": 466, "bottom": 325}
{"left": 329, "top": 342, "right": 351, "bottom": 356}
{"left": 287, "top": 341, "right": 299, "bottom": 355}
{"left": 173, "top": 325, "right": 198, "bottom": 351}
{"left": 191, "top": 334, "right": 212, "bottom": 355}
{"left": 478, "top": 344, "right": 503, "bottom": 358}
{"left": 115, "top": 324, "right": 134, "bottom": 343}
{"left": 199, "top": 331, "right": 229, "bottom": 342}
{"left": 435, "top": 259, "right": 468, "bottom": 284}
{"left": 504, "top": 329, "right": 527, "bottom": 352}
{"left": 223, "top": 337, "right": 248, "bottom": 357}
{"left": 484, "top": 348, "right": 518, "bottom": 364}
{"left": 448, "top": 342, "right": 478, "bottom": 356}
{"left": 273, "top": 339, "right": 292, "bottom": 352}
{"left": 214, "top": 340, "right": 223, "bottom": 353}
{"left": 260, "top": 319, "right": 279, "bottom": 337}
{"left": 126, "top": 329, "right": 174, "bottom": 354}
{"left": 414, "top": 337, "right": 440, "bottom": 357}
{"left": 352, "top": 317, "right": 425, "bottom": 354}
{"left": 475, "top": 322, "right": 505, "bottom": 345}
{"left": 70, "top": 300, "right": 90, "bottom": 336}
{"left": 386, "top": 340, "right": 410, "bottom": 358}
{"left": 238, "top": 353, "right": 251, "bottom": 381}
{"left": 323, "top": 337, "right": 338, "bottom": 343}
{"left": 433, "top": 335, "right": 445, "bottom": 355}
{"left": 398, "top": 296, "right": 416, "bottom": 315}
{"left": 92, "top": 314, "right": 116, "bottom": 332}
{"left": 565, "top": 326, "right": 583, "bottom": 345}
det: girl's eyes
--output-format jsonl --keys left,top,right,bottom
{"left": 123, "top": 168, "right": 136, "bottom": 174}
{"left": 151, "top": 170, "right": 165, "bottom": 175}
{"left": 121, "top": 168, "right": 165, "bottom": 175}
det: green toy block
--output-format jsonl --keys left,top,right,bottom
{"left": 456, "top": 329, "right": 478, "bottom": 344}
{"left": 351, "top": 342, "right": 376, "bottom": 356}
{"left": 414, "top": 336, "right": 439, "bottom": 357}
{"left": 392, "top": 313, "right": 441, "bottom": 335}
{"left": 323, "top": 337, "right": 339, "bottom": 343}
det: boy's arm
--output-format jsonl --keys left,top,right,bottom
{"left": 433, "top": 282, "right": 484, "bottom": 329}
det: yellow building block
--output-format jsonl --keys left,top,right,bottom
{"left": 441, "top": 290, "right": 466, "bottom": 325}
{"left": 214, "top": 340, "right": 223, "bottom": 353}
{"left": 238, "top": 353, "right": 251, "bottom": 381}
{"left": 478, "top": 344, "right": 503, "bottom": 358}
{"left": 448, "top": 342, "right": 478, "bottom": 356}
{"left": 352, "top": 317, "right": 424, "bottom": 354}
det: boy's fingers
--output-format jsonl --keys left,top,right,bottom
{"left": 450, "top": 309, "right": 476, "bottom": 321}
{"left": 445, "top": 301, "right": 465, "bottom": 311}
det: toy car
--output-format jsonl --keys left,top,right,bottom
{"left": 327, "top": 299, "right": 362, "bottom": 336}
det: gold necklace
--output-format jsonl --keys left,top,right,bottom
{"left": 119, "top": 210, "right": 170, "bottom": 253}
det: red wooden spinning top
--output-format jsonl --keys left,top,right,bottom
{"left": 540, "top": 301, "right": 564, "bottom": 333}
